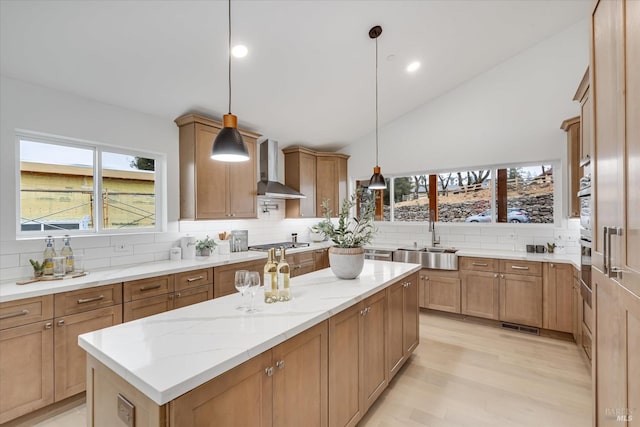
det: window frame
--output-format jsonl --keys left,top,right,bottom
{"left": 16, "top": 131, "right": 165, "bottom": 238}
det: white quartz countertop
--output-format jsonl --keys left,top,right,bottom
{"left": 0, "top": 242, "right": 332, "bottom": 303}
{"left": 78, "top": 260, "right": 420, "bottom": 405}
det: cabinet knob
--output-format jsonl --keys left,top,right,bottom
{"left": 265, "top": 367, "right": 274, "bottom": 377}
{"left": 550, "top": 263, "right": 554, "bottom": 268}
{"left": 276, "top": 360, "right": 285, "bottom": 369}
{"left": 44, "top": 322, "right": 53, "bottom": 329}
{"left": 500, "top": 274, "right": 505, "bottom": 279}
{"left": 57, "top": 319, "right": 65, "bottom": 327}
{"left": 494, "top": 273, "right": 498, "bottom": 278}
{"left": 176, "top": 293, "right": 182, "bottom": 298}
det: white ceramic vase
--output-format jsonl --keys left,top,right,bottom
{"left": 328, "top": 247, "right": 365, "bottom": 279}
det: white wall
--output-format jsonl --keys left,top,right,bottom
{"left": 344, "top": 20, "right": 589, "bottom": 178}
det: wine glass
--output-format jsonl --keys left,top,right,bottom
{"left": 245, "top": 271, "right": 261, "bottom": 313}
{"left": 234, "top": 270, "right": 249, "bottom": 310}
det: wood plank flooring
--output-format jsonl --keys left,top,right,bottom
{"left": 360, "top": 311, "right": 592, "bottom": 427}
{"left": 19, "top": 311, "right": 591, "bottom": 427}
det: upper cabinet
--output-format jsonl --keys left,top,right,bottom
{"left": 561, "top": 116, "right": 581, "bottom": 218}
{"left": 573, "top": 69, "right": 591, "bottom": 166}
{"left": 175, "top": 114, "right": 259, "bottom": 220}
{"left": 283, "top": 147, "right": 349, "bottom": 218}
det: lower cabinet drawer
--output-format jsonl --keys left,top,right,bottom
{"left": 124, "top": 294, "right": 174, "bottom": 322}
{"left": 174, "top": 284, "right": 213, "bottom": 309}
{"left": 124, "top": 275, "right": 174, "bottom": 302}
{"left": 54, "top": 283, "right": 122, "bottom": 317}
{"left": 0, "top": 295, "right": 53, "bottom": 330}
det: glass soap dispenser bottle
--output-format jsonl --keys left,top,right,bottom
{"left": 43, "top": 236, "right": 56, "bottom": 276}
{"left": 60, "top": 235, "right": 74, "bottom": 273}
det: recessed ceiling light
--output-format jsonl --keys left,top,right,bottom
{"left": 231, "top": 45, "right": 248, "bottom": 58}
{"left": 406, "top": 61, "right": 420, "bottom": 73}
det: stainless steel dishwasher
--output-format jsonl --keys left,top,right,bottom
{"left": 364, "top": 248, "right": 394, "bottom": 261}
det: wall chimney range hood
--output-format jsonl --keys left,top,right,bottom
{"left": 257, "top": 139, "right": 306, "bottom": 199}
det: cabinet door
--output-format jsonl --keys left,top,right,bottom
{"left": 228, "top": 137, "right": 257, "bottom": 218}
{"left": 403, "top": 273, "right": 419, "bottom": 355}
{"left": 54, "top": 305, "right": 122, "bottom": 401}
{"left": 123, "top": 293, "right": 174, "bottom": 322}
{"left": 214, "top": 259, "right": 265, "bottom": 298}
{"left": 272, "top": 321, "right": 328, "bottom": 427}
{"left": 592, "top": 0, "right": 625, "bottom": 271}
{"left": 285, "top": 150, "right": 317, "bottom": 218}
{"left": 580, "top": 93, "right": 592, "bottom": 164}
{"left": 386, "top": 280, "right": 404, "bottom": 379}
{"left": 170, "top": 351, "right": 273, "bottom": 427}
{"left": 174, "top": 284, "right": 214, "bottom": 309}
{"left": 328, "top": 303, "right": 362, "bottom": 427}
{"left": 313, "top": 249, "right": 329, "bottom": 271}
{"left": 195, "top": 123, "right": 229, "bottom": 219}
{"left": 316, "top": 156, "right": 347, "bottom": 217}
{"left": 362, "top": 291, "right": 387, "bottom": 411}
{"left": 0, "top": 321, "right": 53, "bottom": 424}
{"left": 543, "top": 263, "right": 573, "bottom": 333}
{"left": 461, "top": 271, "right": 500, "bottom": 320}
{"left": 424, "top": 275, "right": 461, "bottom": 313}
{"left": 573, "top": 272, "right": 583, "bottom": 345}
{"left": 499, "top": 273, "right": 542, "bottom": 328}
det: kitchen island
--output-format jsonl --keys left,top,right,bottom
{"left": 78, "top": 260, "right": 421, "bottom": 426}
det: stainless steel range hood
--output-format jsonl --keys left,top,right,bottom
{"left": 257, "top": 139, "right": 306, "bottom": 199}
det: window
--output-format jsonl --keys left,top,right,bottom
{"left": 369, "top": 163, "right": 555, "bottom": 224}
{"left": 18, "top": 133, "right": 163, "bottom": 235}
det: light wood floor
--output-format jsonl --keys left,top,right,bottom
{"left": 360, "top": 311, "right": 592, "bottom": 427}
{"left": 25, "top": 311, "right": 591, "bottom": 427}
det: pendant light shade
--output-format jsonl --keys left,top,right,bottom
{"left": 368, "top": 25, "right": 386, "bottom": 190}
{"left": 211, "top": 0, "right": 249, "bottom": 162}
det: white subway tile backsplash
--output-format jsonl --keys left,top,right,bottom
{"left": 111, "top": 234, "right": 155, "bottom": 246}
{"left": 0, "top": 254, "right": 20, "bottom": 269}
{"left": 134, "top": 242, "right": 174, "bottom": 255}
{"left": 0, "top": 266, "right": 32, "bottom": 281}
{"left": 110, "top": 253, "right": 155, "bottom": 267}
{"left": 19, "top": 252, "right": 43, "bottom": 267}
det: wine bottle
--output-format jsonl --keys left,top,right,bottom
{"left": 43, "top": 236, "right": 56, "bottom": 276}
{"left": 263, "top": 248, "right": 278, "bottom": 303}
{"left": 277, "top": 247, "right": 290, "bottom": 301}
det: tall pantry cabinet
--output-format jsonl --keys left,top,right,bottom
{"left": 591, "top": 0, "right": 640, "bottom": 425}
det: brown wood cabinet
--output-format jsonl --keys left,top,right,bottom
{"left": 313, "top": 248, "right": 329, "bottom": 271}
{"left": 170, "top": 321, "right": 328, "bottom": 427}
{"left": 54, "top": 305, "right": 121, "bottom": 401}
{"left": 283, "top": 147, "right": 317, "bottom": 218}
{"left": 560, "top": 116, "right": 582, "bottom": 218}
{"left": 460, "top": 257, "right": 542, "bottom": 327}
{"left": 387, "top": 272, "right": 419, "bottom": 380}
{"left": 328, "top": 290, "right": 387, "bottom": 427}
{"left": 573, "top": 69, "right": 591, "bottom": 165}
{"left": 283, "top": 147, "right": 349, "bottom": 218}
{"left": 543, "top": 263, "right": 573, "bottom": 333}
{"left": 572, "top": 267, "right": 583, "bottom": 347}
{"left": 213, "top": 259, "right": 265, "bottom": 298}
{"left": 175, "top": 114, "right": 259, "bottom": 220}
{"left": 124, "top": 275, "right": 175, "bottom": 322}
{"left": 591, "top": 0, "right": 640, "bottom": 423}
{"left": 0, "top": 296, "right": 54, "bottom": 424}
{"left": 419, "top": 269, "right": 461, "bottom": 313}
{"left": 287, "top": 250, "right": 315, "bottom": 278}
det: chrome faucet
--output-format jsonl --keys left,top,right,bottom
{"left": 429, "top": 210, "right": 440, "bottom": 247}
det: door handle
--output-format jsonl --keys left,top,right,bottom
{"left": 603, "top": 226, "right": 609, "bottom": 275}
{"left": 511, "top": 266, "right": 529, "bottom": 270}
{"left": 606, "top": 226, "right": 624, "bottom": 279}
{"left": 186, "top": 276, "right": 204, "bottom": 282}
{"left": 77, "top": 295, "right": 104, "bottom": 304}
{"left": 139, "top": 284, "right": 161, "bottom": 292}
{"left": 472, "top": 262, "right": 488, "bottom": 267}
{"left": 0, "top": 309, "right": 29, "bottom": 320}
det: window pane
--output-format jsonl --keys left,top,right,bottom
{"left": 102, "top": 152, "right": 156, "bottom": 229}
{"left": 499, "top": 165, "right": 553, "bottom": 224}
{"left": 439, "top": 170, "right": 492, "bottom": 223}
{"left": 391, "top": 175, "right": 429, "bottom": 222}
{"left": 20, "top": 140, "right": 95, "bottom": 232}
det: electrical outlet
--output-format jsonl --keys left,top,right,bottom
{"left": 114, "top": 243, "right": 131, "bottom": 253}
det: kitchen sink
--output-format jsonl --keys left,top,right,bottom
{"left": 393, "top": 247, "right": 459, "bottom": 270}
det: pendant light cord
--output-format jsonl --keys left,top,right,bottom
{"left": 375, "top": 36, "right": 379, "bottom": 167}
{"left": 228, "top": 0, "right": 232, "bottom": 114}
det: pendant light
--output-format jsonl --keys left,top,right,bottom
{"left": 368, "top": 25, "right": 386, "bottom": 190}
{"left": 211, "top": 0, "right": 250, "bottom": 162}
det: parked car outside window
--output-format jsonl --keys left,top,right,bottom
{"left": 465, "top": 208, "right": 530, "bottom": 223}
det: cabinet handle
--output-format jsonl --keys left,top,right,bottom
{"left": 550, "top": 263, "right": 554, "bottom": 268}
{"left": 186, "top": 276, "right": 204, "bottom": 282}
{"left": 57, "top": 319, "right": 65, "bottom": 327}
{"left": 176, "top": 293, "right": 182, "bottom": 298}
{"left": 472, "top": 262, "right": 488, "bottom": 267}
{"left": 0, "top": 309, "right": 29, "bottom": 320}
{"left": 500, "top": 274, "right": 505, "bottom": 279}
{"left": 265, "top": 367, "right": 274, "bottom": 377}
{"left": 494, "top": 273, "right": 498, "bottom": 278}
{"left": 140, "top": 284, "right": 161, "bottom": 292}
{"left": 366, "top": 306, "right": 371, "bottom": 314}
{"left": 44, "top": 322, "right": 52, "bottom": 329}
{"left": 360, "top": 308, "right": 366, "bottom": 316}
{"left": 605, "top": 226, "right": 624, "bottom": 279}
{"left": 511, "top": 266, "right": 529, "bottom": 270}
{"left": 77, "top": 295, "right": 104, "bottom": 304}
{"left": 276, "top": 360, "right": 285, "bottom": 369}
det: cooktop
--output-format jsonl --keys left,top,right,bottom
{"left": 248, "top": 242, "right": 310, "bottom": 252}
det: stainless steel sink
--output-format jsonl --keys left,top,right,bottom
{"left": 393, "top": 247, "right": 458, "bottom": 270}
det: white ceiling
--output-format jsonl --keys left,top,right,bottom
{"left": 0, "top": 0, "right": 591, "bottom": 150}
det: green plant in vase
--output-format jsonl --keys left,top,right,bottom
{"left": 196, "top": 235, "right": 216, "bottom": 256}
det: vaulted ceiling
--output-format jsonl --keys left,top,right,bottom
{"left": 0, "top": 0, "right": 591, "bottom": 149}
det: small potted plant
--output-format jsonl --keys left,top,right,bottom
{"left": 546, "top": 242, "right": 557, "bottom": 254}
{"left": 29, "top": 259, "right": 44, "bottom": 278}
{"left": 317, "top": 189, "right": 376, "bottom": 279}
{"left": 196, "top": 235, "right": 216, "bottom": 257}
{"left": 309, "top": 220, "right": 331, "bottom": 242}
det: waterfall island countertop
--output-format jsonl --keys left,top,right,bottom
{"left": 78, "top": 260, "right": 421, "bottom": 405}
